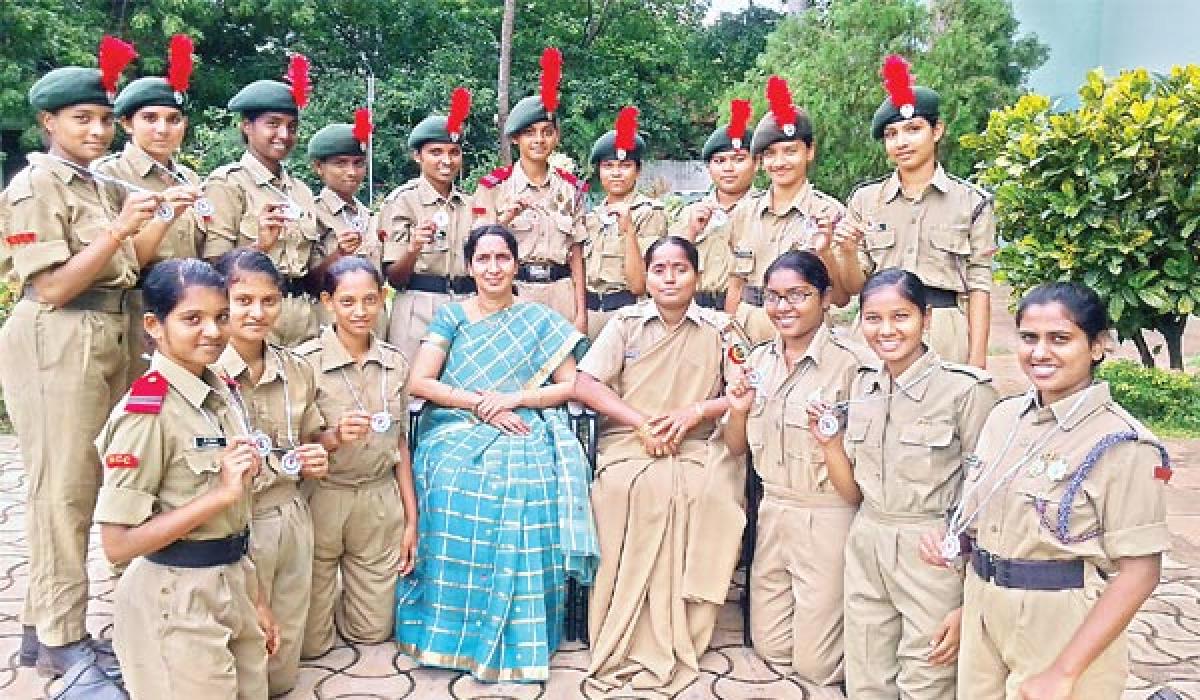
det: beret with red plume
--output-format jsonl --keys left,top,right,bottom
{"left": 286, "top": 53, "right": 311, "bottom": 109}
{"left": 614, "top": 106, "right": 639, "bottom": 160}
{"left": 727, "top": 99, "right": 752, "bottom": 150}
{"left": 540, "top": 47, "right": 562, "bottom": 116}
{"left": 353, "top": 108, "right": 373, "bottom": 150}
{"left": 881, "top": 54, "right": 917, "bottom": 117}
{"left": 446, "top": 87, "right": 472, "bottom": 142}
{"left": 98, "top": 35, "right": 138, "bottom": 100}
{"left": 167, "top": 34, "right": 194, "bottom": 102}
{"left": 765, "top": 75, "right": 798, "bottom": 137}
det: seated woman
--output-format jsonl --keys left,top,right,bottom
{"left": 576, "top": 235, "right": 748, "bottom": 696}
{"left": 395, "top": 225, "right": 598, "bottom": 683}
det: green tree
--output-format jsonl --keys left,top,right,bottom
{"left": 962, "top": 66, "right": 1200, "bottom": 369}
{"left": 729, "top": 0, "right": 1046, "bottom": 199}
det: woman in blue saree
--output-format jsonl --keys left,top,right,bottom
{"left": 395, "top": 225, "right": 598, "bottom": 682}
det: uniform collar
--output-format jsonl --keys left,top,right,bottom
{"left": 706, "top": 186, "right": 759, "bottom": 212}
{"left": 1024, "top": 381, "right": 1111, "bottom": 431}
{"left": 882, "top": 163, "right": 951, "bottom": 203}
{"left": 152, "top": 352, "right": 219, "bottom": 409}
{"left": 637, "top": 298, "right": 705, "bottom": 328}
{"left": 511, "top": 160, "right": 554, "bottom": 192}
{"left": 214, "top": 342, "right": 284, "bottom": 386}
{"left": 240, "top": 150, "right": 289, "bottom": 187}
{"left": 865, "top": 347, "right": 938, "bottom": 400}
{"left": 605, "top": 192, "right": 651, "bottom": 210}
{"left": 27, "top": 152, "right": 86, "bottom": 185}
{"left": 318, "top": 324, "right": 392, "bottom": 372}
{"left": 756, "top": 181, "right": 813, "bottom": 218}
{"left": 318, "top": 186, "right": 360, "bottom": 215}
{"left": 122, "top": 142, "right": 173, "bottom": 178}
{"left": 769, "top": 323, "right": 832, "bottom": 369}
{"left": 416, "top": 176, "right": 464, "bottom": 207}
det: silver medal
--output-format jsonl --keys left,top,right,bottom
{"left": 280, "top": 450, "right": 302, "bottom": 476}
{"left": 432, "top": 211, "right": 450, "bottom": 231}
{"left": 745, "top": 368, "right": 762, "bottom": 389}
{"left": 350, "top": 215, "right": 366, "bottom": 232}
{"left": 817, "top": 410, "right": 843, "bottom": 438}
{"left": 154, "top": 202, "right": 175, "bottom": 222}
{"left": 251, "top": 430, "right": 273, "bottom": 458}
{"left": 283, "top": 202, "right": 303, "bottom": 221}
{"left": 708, "top": 209, "right": 728, "bottom": 229}
{"left": 940, "top": 533, "right": 961, "bottom": 561}
{"left": 194, "top": 197, "right": 215, "bottom": 217}
{"left": 370, "top": 411, "right": 393, "bottom": 433}
{"left": 600, "top": 209, "right": 619, "bottom": 227}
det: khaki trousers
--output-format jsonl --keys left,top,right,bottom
{"left": 302, "top": 477, "right": 405, "bottom": 657}
{"left": 0, "top": 300, "right": 128, "bottom": 645}
{"left": 115, "top": 556, "right": 268, "bottom": 699}
{"left": 387, "top": 289, "right": 454, "bottom": 364}
{"left": 515, "top": 278, "right": 577, "bottom": 324}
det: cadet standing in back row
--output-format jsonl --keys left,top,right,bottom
{"left": 379, "top": 87, "right": 477, "bottom": 362}
{"left": 582, "top": 106, "right": 667, "bottom": 339}
{"left": 203, "top": 55, "right": 324, "bottom": 347}
{"left": 839, "top": 55, "right": 995, "bottom": 367}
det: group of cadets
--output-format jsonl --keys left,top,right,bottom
{"left": 0, "top": 30, "right": 1170, "bottom": 700}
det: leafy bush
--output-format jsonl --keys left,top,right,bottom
{"left": 1097, "top": 359, "right": 1200, "bottom": 436}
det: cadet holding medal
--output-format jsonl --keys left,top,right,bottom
{"left": 293, "top": 256, "right": 418, "bottom": 658}
{"left": 724, "top": 251, "right": 872, "bottom": 688}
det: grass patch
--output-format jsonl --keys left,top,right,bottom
{"left": 1097, "top": 360, "right": 1200, "bottom": 438}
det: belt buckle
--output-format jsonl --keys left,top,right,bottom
{"left": 527, "top": 263, "right": 551, "bottom": 282}
{"left": 976, "top": 550, "right": 996, "bottom": 582}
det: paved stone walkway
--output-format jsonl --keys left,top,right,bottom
{"left": 0, "top": 433, "right": 1196, "bottom": 699}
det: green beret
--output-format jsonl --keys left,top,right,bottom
{"left": 749, "top": 110, "right": 814, "bottom": 156}
{"left": 407, "top": 115, "right": 458, "bottom": 151}
{"left": 114, "top": 77, "right": 185, "bottom": 118}
{"left": 589, "top": 129, "right": 646, "bottom": 165}
{"left": 871, "top": 85, "right": 939, "bottom": 139}
{"left": 700, "top": 124, "right": 751, "bottom": 161}
{"left": 307, "top": 124, "right": 364, "bottom": 160}
{"left": 504, "top": 95, "right": 555, "bottom": 137}
{"left": 227, "top": 80, "right": 298, "bottom": 115}
{"left": 28, "top": 67, "right": 110, "bottom": 112}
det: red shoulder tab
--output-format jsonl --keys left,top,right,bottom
{"left": 125, "top": 371, "right": 168, "bottom": 414}
{"left": 478, "top": 166, "right": 513, "bottom": 190}
{"left": 1154, "top": 464, "right": 1172, "bottom": 483}
{"left": 4, "top": 232, "right": 37, "bottom": 247}
{"left": 105, "top": 453, "right": 139, "bottom": 469}
{"left": 555, "top": 167, "right": 587, "bottom": 191}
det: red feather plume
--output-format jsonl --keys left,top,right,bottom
{"left": 446, "top": 87, "right": 472, "bottom": 140}
{"left": 353, "top": 108, "right": 373, "bottom": 147}
{"left": 286, "top": 53, "right": 311, "bottom": 109}
{"left": 539, "top": 47, "right": 562, "bottom": 115}
{"left": 727, "top": 98, "right": 752, "bottom": 146}
{"left": 881, "top": 54, "right": 916, "bottom": 110}
{"left": 98, "top": 35, "right": 138, "bottom": 97}
{"left": 765, "top": 75, "right": 797, "bottom": 127}
{"left": 614, "top": 106, "right": 639, "bottom": 156}
{"left": 167, "top": 34, "right": 194, "bottom": 97}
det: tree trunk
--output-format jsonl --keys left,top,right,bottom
{"left": 1131, "top": 330, "right": 1156, "bottom": 368}
{"left": 1157, "top": 315, "right": 1187, "bottom": 370}
{"left": 496, "top": 0, "right": 517, "bottom": 166}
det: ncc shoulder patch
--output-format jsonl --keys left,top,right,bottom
{"left": 105, "top": 453, "right": 139, "bottom": 469}
{"left": 478, "top": 166, "right": 513, "bottom": 189}
{"left": 4, "top": 232, "right": 37, "bottom": 246}
{"left": 125, "top": 371, "right": 168, "bottom": 414}
{"left": 556, "top": 167, "right": 588, "bottom": 192}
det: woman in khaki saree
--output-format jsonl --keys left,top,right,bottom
{"left": 575, "top": 235, "right": 748, "bottom": 695}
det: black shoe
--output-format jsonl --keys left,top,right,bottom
{"left": 37, "top": 639, "right": 121, "bottom": 681}
{"left": 19, "top": 625, "right": 38, "bottom": 667}
{"left": 49, "top": 649, "right": 128, "bottom": 700}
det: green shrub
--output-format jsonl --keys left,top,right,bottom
{"left": 1097, "top": 359, "right": 1200, "bottom": 436}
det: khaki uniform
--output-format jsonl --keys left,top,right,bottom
{"left": 94, "top": 142, "right": 206, "bottom": 386}
{"left": 582, "top": 194, "right": 666, "bottom": 339}
{"left": 377, "top": 176, "right": 473, "bottom": 362}
{"left": 957, "top": 384, "right": 1169, "bottom": 699}
{"left": 848, "top": 165, "right": 995, "bottom": 363}
{"left": 742, "top": 327, "right": 871, "bottom": 685}
{"left": 668, "top": 189, "right": 760, "bottom": 304}
{"left": 94, "top": 354, "right": 266, "bottom": 699}
{"left": 215, "top": 343, "right": 324, "bottom": 696}
{"left": 841, "top": 349, "right": 997, "bottom": 699}
{"left": 473, "top": 163, "right": 587, "bottom": 321}
{"left": 0, "top": 153, "right": 137, "bottom": 647}
{"left": 312, "top": 186, "right": 388, "bottom": 336}
{"left": 295, "top": 326, "right": 410, "bottom": 656}
{"left": 729, "top": 183, "right": 845, "bottom": 343}
{"left": 203, "top": 151, "right": 323, "bottom": 347}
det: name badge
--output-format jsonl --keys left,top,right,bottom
{"left": 194, "top": 436, "right": 228, "bottom": 449}
{"left": 624, "top": 349, "right": 639, "bottom": 360}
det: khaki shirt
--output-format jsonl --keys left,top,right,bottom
{"left": 377, "top": 176, "right": 471, "bottom": 277}
{"left": 295, "top": 326, "right": 409, "bottom": 488}
{"left": 729, "top": 182, "right": 845, "bottom": 287}
{"left": 472, "top": 162, "right": 587, "bottom": 265}
{"left": 583, "top": 194, "right": 667, "bottom": 293}
{"left": 845, "top": 349, "right": 998, "bottom": 518}
{"left": 848, "top": 164, "right": 995, "bottom": 293}
{"left": 668, "top": 189, "right": 760, "bottom": 294}
{"left": 746, "top": 326, "right": 873, "bottom": 499}
{"left": 313, "top": 186, "right": 382, "bottom": 270}
{"left": 201, "top": 151, "right": 322, "bottom": 277}
{"left": 964, "top": 383, "right": 1169, "bottom": 569}
{"left": 0, "top": 153, "right": 137, "bottom": 289}
{"left": 94, "top": 353, "right": 251, "bottom": 539}
{"left": 92, "top": 142, "right": 204, "bottom": 262}
{"left": 213, "top": 343, "right": 324, "bottom": 503}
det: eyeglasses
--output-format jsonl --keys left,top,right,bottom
{"left": 763, "top": 288, "right": 816, "bottom": 307}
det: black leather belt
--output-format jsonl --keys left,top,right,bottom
{"left": 695, "top": 290, "right": 726, "bottom": 310}
{"left": 404, "top": 273, "right": 476, "bottom": 295}
{"left": 516, "top": 262, "right": 571, "bottom": 284}
{"left": 971, "top": 547, "right": 1085, "bottom": 590}
{"left": 282, "top": 276, "right": 310, "bottom": 298}
{"left": 926, "top": 287, "right": 961, "bottom": 309}
{"left": 146, "top": 530, "right": 250, "bottom": 568}
{"left": 742, "top": 285, "right": 764, "bottom": 307}
{"left": 23, "top": 286, "right": 131, "bottom": 314}
{"left": 586, "top": 289, "right": 637, "bottom": 312}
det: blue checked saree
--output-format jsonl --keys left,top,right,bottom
{"left": 395, "top": 301, "right": 599, "bottom": 682}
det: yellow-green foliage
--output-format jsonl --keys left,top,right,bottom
{"left": 1097, "top": 360, "right": 1200, "bottom": 436}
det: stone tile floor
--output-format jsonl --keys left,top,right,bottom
{"left": 0, "top": 433, "right": 1196, "bottom": 699}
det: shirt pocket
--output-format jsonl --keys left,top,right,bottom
{"left": 896, "top": 419, "right": 958, "bottom": 483}
{"left": 746, "top": 400, "right": 768, "bottom": 453}
{"left": 928, "top": 223, "right": 972, "bottom": 256}
{"left": 863, "top": 227, "right": 896, "bottom": 252}
{"left": 783, "top": 401, "right": 814, "bottom": 460}
{"left": 732, "top": 247, "right": 754, "bottom": 276}
{"left": 1016, "top": 482, "right": 1097, "bottom": 551}
{"left": 181, "top": 447, "right": 223, "bottom": 494}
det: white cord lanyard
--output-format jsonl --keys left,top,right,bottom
{"left": 262, "top": 178, "right": 304, "bottom": 220}
{"left": 339, "top": 362, "right": 394, "bottom": 433}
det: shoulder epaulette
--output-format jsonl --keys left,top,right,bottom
{"left": 291, "top": 339, "right": 322, "bottom": 357}
{"left": 948, "top": 173, "right": 992, "bottom": 201}
{"left": 478, "top": 166, "right": 513, "bottom": 190}
{"left": 811, "top": 187, "right": 844, "bottom": 206}
{"left": 846, "top": 174, "right": 889, "bottom": 200}
{"left": 941, "top": 360, "right": 993, "bottom": 383}
{"left": 7, "top": 168, "right": 39, "bottom": 202}
{"left": 125, "top": 371, "right": 168, "bottom": 414}
{"left": 205, "top": 161, "right": 243, "bottom": 181}
{"left": 555, "top": 167, "right": 587, "bottom": 192}
{"left": 615, "top": 299, "right": 653, "bottom": 320}
{"left": 828, "top": 332, "right": 873, "bottom": 364}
